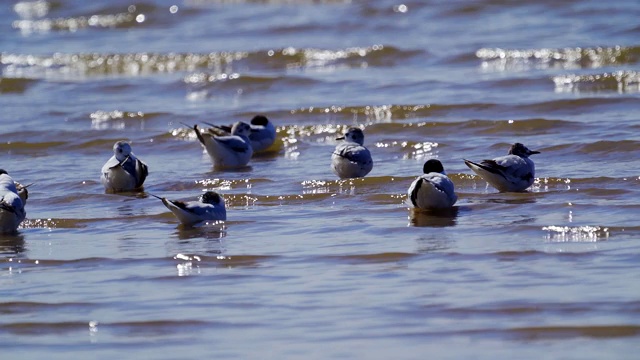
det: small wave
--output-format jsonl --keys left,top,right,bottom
{"left": 517, "top": 97, "right": 638, "bottom": 113}
{"left": 542, "top": 225, "right": 609, "bottom": 242}
{"left": 579, "top": 140, "right": 640, "bottom": 154}
{"left": 173, "top": 253, "right": 276, "bottom": 267}
{"left": 0, "top": 77, "right": 37, "bottom": 93}
{"left": 13, "top": 1, "right": 52, "bottom": 19}
{"left": 324, "top": 252, "right": 419, "bottom": 264}
{"left": 506, "top": 325, "right": 640, "bottom": 340}
{"left": 0, "top": 301, "right": 94, "bottom": 315}
{"left": 553, "top": 70, "right": 640, "bottom": 93}
{"left": 476, "top": 45, "right": 640, "bottom": 70}
{"left": 401, "top": 324, "right": 640, "bottom": 340}
{"left": 245, "top": 45, "right": 421, "bottom": 69}
{"left": 1, "top": 52, "right": 248, "bottom": 79}
{"left": 19, "top": 218, "right": 89, "bottom": 229}
{"left": 12, "top": 12, "right": 137, "bottom": 33}
{"left": 0, "top": 140, "right": 66, "bottom": 153}
{"left": 1, "top": 45, "right": 411, "bottom": 80}
{"left": 223, "top": 192, "right": 336, "bottom": 207}
{"left": 457, "top": 118, "right": 582, "bottom": 135}
{"left": 183, "top": 72, "right": 320, "bottom": 94}
{"left": 0, "top": 319, "right": 227, "bottom": 336}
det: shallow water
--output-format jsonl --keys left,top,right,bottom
{"left": 1, "top": 0, "right": 640, "bottom": 358}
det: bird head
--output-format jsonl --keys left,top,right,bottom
{"left": 113, "top": 141, "right": 133, "bottom": 161}
{"left": 337, "top": 127, "right": 365, "bottom": 145}
{"left": 509, "top": 143, "right": 540, "bottom": 158}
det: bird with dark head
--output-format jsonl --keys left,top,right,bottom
{"left": 408, "top": 159, "right": 457, "bottom": 210}
{"left": 464, "top": 142, "right": 540, "bottom": 192}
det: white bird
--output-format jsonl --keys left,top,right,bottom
{"left": 204, "top": 115, "right": 276, "bottom": 153}
{"left": 101, "top": 141, "right": 149, "bottom": 192}
{"left": 407, "top": 159, "right": 458, "bottom": 210}
{"left": 464, "top": 142, "right": 540, "bottom": 192}
{"left": 151, "top": 191, "right": 226, "bottom": 226}
{"left": 331, "top": 127, "right": 373, "bottom": 179}
{"left": 0, "top": 170, "right": 27, "bottom": 234}
{"left": 192, "top": 122, "right": 253, "bottom": 169}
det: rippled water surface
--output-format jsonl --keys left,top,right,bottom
{"left": 1, "top": 0, "right": 640, "bottom": 358}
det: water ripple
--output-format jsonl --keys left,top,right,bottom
{"left": 553, "top": 70, "right": 640, "bottom": 93}
{"left": 477, "top": 45, "right": 640, "bottom": 70}
{"left": 542, "top": 225, "right": 609, "bottom": 242}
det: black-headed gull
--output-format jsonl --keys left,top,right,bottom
{"left": 101, "top": 141, "right": 149, "bottom": 192}
{"left": 407, "top": 159, "right": 457, "bottom": 209}
{"left": 464, "top": 143, "right": 540, "bottom": 192}
{"left": 151, "top": 191, "right": 226, "bottom": 226}
{"left": 204, "top": 115, "right": 276, "bottom": 153}
{"left": 192, "top": 122, "right": 253, "bottom": 169}
{"left": 0, "top": 170, "right": 27, "bottom": 233}
{"left": 331, "top": 127, "right": 373, "bottom": 179}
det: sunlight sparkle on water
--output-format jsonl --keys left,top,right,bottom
{"left": 542, "top": 225, "right": 609, "bottom": 242}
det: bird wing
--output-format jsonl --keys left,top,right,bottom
{"left": 205, "top": 125, "right": 232, "bottom": 137}
{"left": 334, "top": 143, "right": 371, "bottom": 163}
{"left": 489, "top": 155, "right": 533, "bottom": 182}
{"left": 408, "top": 177, "right": 423, "bottom": 207}
{"left": 214, "top": 135, "right": 251, "bottom": 153}
{"left": 102, "top": 156, "right": 121, "bottom": 172}
{"left": 135, "top": 158, "right": 149, "bottom": 188}
{"left": 427, "top": 173, "right": 457, "bottom": 202}
{"left": 408, "top": 173, "right": 457, "bottom": 208}
{"left": 0, "top": 191, "right": 26, "bottom": 221}
{"left": 120, "top": 156, "right": 137, "bottom": 177}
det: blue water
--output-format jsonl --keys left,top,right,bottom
{"left": 1, "top": 0, "right": 639, "bottom": 359}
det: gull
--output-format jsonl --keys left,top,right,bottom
{"left": 204, "top": 115, "right": 276, "bottom": 153}
{"left": 331, "top": 127, "right": 373, "bottom": 179}
{"left": 0, "top": 170, "right": 27, "bottom": 234}
{"left": 407, "top": 159, "right": 457, "bottom": 210}
{"left": 150, "top": 191, "right": 226, "bottom": 226}
{"left": 101, "top": 141, "right": 149, "bottom": 192}
{"left": 464, "top": 142, "right": 540, "bottom": 192}
{"left": 191, "top": 121, "right": 253, "bottom": 169}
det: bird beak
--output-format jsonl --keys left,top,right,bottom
{"left": 530, "top": 150, "right": 541, "bottom": 155}
{"left": 336, "top": 136, "right": 345, "bottom": 140}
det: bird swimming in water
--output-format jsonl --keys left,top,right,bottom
{"left": 407, "top": 159, "right": 458, "bottom": 210}
{"left": 150, "top": 191, "right": 226, "bottom": 226}
{"left": 331, "top": 127, "right": 373, "bottom": 179}
{"left": 101, "top": 141, "right": 149, "bottom": 192}
{"left": 0, "top": 170, "right": 27, "bottom": 234}
{"left": 191, "top": 121, "right": 253, "bottom": 169}
{"left": 464, "top": 142, "right": 540, "bottom": 192}
{"left": 204, "top": 115, "right": 276, "bottom": 153}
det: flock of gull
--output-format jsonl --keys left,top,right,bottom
{"left": 0, "top": 115, "right": 539, "bottom": 234}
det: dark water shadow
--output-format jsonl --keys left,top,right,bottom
{"left": 482, "top": 192, "right": 538, "bottom": 205}
{"left": 208, "top": 165, "right": 253, "bottom": 174}
{"left": 0, "top": 233, "right": 26, "bottom": 255}
{"left": 408, "top": 207, "right": 460, "bottom": 227}
{"left": 104, "top": 188, "right": 147, "bottom": 198}
{"left": 251, "top": 147, "right": 283, "bottom": 160}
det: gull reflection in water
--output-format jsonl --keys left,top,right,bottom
{"left": 0, "top": 232, "right": 25, "bottom": 255}
{"left": 483, "top": 192, "right": 538, "bottom": 205}
{"left": 175, "top": 220, "right": 227, "bottom": 241}
{"left": 408, "top": 207, "right": 459, "bottom": 228}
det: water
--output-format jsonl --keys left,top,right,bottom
{"left": 1, "top": 0, "right": 640, "bottom": 358}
